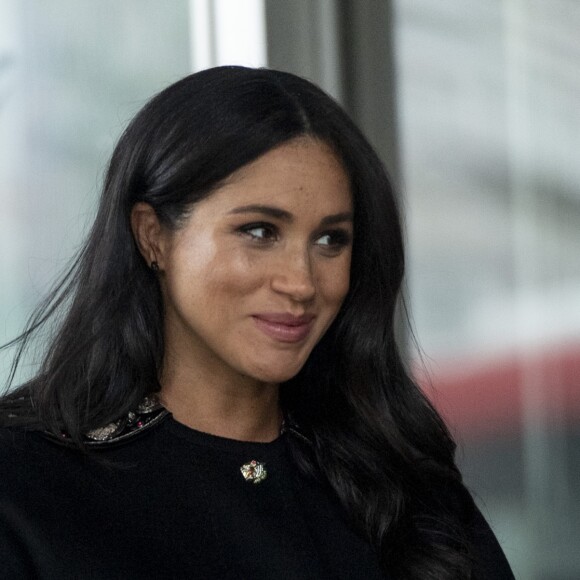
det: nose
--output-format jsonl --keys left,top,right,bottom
{"left": 270, "top": 249, "right": 316, "bottom": 303}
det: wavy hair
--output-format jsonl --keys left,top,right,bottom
{"left": 1, "top": 66, "right": 473, "bottom": 578}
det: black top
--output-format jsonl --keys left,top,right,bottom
{"left": 0, "top": 414, "right": 514, "bottom": 579}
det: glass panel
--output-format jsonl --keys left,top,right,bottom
{"left": 0, "top": 0, "right": 191, "bottom": 383}
{"left": 395, "top": 1, "right": 580, "bottom": 577}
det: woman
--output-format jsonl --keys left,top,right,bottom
{"left": 0, "top": 66, "right": 514, "bottom": 579}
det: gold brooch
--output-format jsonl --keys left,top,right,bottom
{"left": 240, "top": 460, "right": 267, "bottom": 484}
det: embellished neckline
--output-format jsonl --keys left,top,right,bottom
{"left": 44, "top": 394, "right": 169, "bottom": 447}
{"left": 83, "top": 395, "right": 168, "bottom": 445}
{"left": 45, "top": 394, "right": 310, "bottom": 448}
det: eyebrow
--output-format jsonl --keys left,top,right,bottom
{"left": 228, "top": 204, "right": 353, "bottom": 226}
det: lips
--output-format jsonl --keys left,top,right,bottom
{"left": 252, "top": 313, "right": 315, "bottom": 343}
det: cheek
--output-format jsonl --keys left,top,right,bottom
{"left": 175, "top": 245, "right": 265, "bottom": 314}
{"left": 318, "top": 255, "right": 352, "bottom": 310}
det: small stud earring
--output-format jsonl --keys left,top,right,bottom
{"left": 150, "top": 261, "right": 159, "bottom": 272}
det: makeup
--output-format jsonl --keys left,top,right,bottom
{"left": 251, "top": 314, "right": 315, "bottom": 343}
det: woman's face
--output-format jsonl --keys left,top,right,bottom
{"left": 154, "top": 137, "right": 353, "bottom": 385}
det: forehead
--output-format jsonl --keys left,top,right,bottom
{"left": 203, "top": 137, "right": 352, "bottom": 214}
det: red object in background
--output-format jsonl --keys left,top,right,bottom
{"left": 418, "top": 343, "right": 580, "bottom": 440}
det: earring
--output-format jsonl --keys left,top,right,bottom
{"left": 150, "top": 261, "right": 160, "bottom": 272}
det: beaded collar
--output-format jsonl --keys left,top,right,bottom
{"left": 82, "top": 395, "right": 169, "bottom": 446}
{"left": 44, "top": 395, "right": 169, "bottom": 448}
{"left": 46, "top": 394, "right": 310, "bottom": 448}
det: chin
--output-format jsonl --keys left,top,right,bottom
{"left": 246, "top": 359, "right": 307, "bottom": 384}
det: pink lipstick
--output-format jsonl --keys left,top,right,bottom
{"left": 252, "top": 313, "right": 315, "bottom": 343}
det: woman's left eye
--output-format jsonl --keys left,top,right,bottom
{"left": 315, "top": 230, "right": 352, "bottom": 251}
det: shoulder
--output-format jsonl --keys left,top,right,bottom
{"left": 0, "top": 426, "right": 69, "bottom": 474}
{"left": 0, "top": 425, "right": 53, "bottom": 455}
{"left": 427, "top": 482, "right": 515, "bottom": 579}
{"left": 465, "top": 495, "right": 515, "bottom": 580}
{"left": 0, "top": 426, "right": 74, "bottom": 530}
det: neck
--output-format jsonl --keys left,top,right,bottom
{"left": 159, "top": 359, "right": 282, "bottom": 443}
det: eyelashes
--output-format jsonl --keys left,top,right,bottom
{"left": 316, "top": 230, "right": 352, "bottom": 248}
{"left": 236, "top": 222, "right": 352, "bottom": 253}
{"left": 238, "top": 222, "right": 278, "bottom": 242}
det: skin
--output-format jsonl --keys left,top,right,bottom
{"left": 131, "top": 137, "right": 353, "bottom": 442}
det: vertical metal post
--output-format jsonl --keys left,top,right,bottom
{"left": 265, "top": 0, "right": 343, "bottom": 102}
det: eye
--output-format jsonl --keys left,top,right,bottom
{"left": 314, "top": 229, "right": 352, "bottom": 253}
{"left": 238, "top": 222, "right": 279, "bottom": 243}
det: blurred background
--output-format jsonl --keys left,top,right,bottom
{"left": 1, "top": 1, "right": 578, "bottom": 577}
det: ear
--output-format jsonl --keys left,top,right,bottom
{"left": 130, "top": 202, "right": 167, "bottom": 269}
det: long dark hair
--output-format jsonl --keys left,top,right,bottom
{"left": 1, "top": 66, "right": 473, "bottom": 578}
